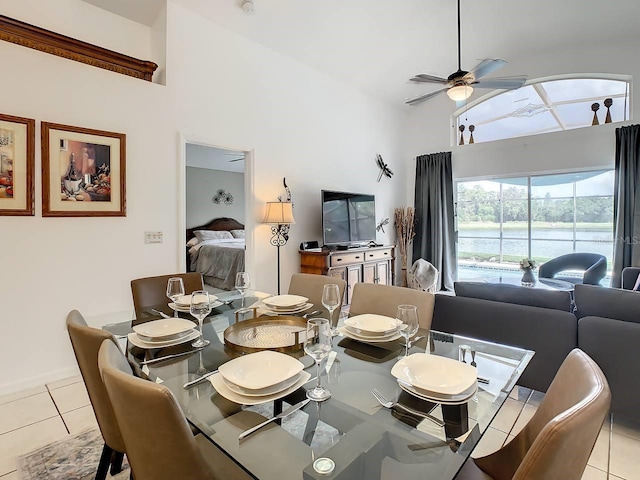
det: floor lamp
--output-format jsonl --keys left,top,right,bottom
{"left": 263, "top": 201, "right": 295, "bottom": 295}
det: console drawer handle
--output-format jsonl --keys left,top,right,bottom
{"left": 336, "top": 258, "right": 342, "bottom": 262}
{"left": 355, "top": 256, "right": 360, "bottom": 259}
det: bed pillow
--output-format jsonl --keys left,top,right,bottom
{"left": 193, "top": 230, "right": 234, "bottom": 243}
{"left": 186, "top": 237, "right": 199, "bottom": 247}
{"left": 230, "top": 229, "right": 245, "bottom": 239}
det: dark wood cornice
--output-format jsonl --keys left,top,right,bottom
{"left": 0, "top": 14, "right": 158, "bottom": 81}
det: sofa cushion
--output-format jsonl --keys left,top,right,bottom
{"left": 454, "top": 281, "right": 572, "bottom": 311}
{"left": 433, "top": 295, "right": 577, "bottom": 393}
{"left": 579, "top": 316, "right": 640, "bottom": 419}
{"left": 574, "top": 284, "right": 640, "bottom": 323}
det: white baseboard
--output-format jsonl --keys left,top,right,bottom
{"left": 0, "top": 366, "right": 80, "bottom": 397}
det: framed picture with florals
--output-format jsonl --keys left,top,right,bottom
{"left": 41, "top": 122, "right": 126, "bottom": 217}
{"left": 0, "top": 113, "right": 35, "bottom": 216}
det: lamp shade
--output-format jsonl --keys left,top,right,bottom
{"left": 263, "top": 202, "right": 295, "bottom": 224}
{"left": 447, "top": 84, "right": 473, "bottom": 101}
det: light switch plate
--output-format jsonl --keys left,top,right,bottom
{"left": 145, "top": 231, "right": 163, "bottom": 244}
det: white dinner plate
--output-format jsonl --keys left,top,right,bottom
{"left": 398, "top": 380, "right": 478, "bottom": 405}
{"left": 260, "top": 303, "right": 313, "bottom": 315}
{"left": 222, "top": 371, "right": 303, "bottom": 397}
{"left": 132, "top": 318, "right": 196, "bottom": 339}
{"left": 210, "top": 371, "right": 311, "bottom": 406}
{"left": 391, "top": 353, "right": 477, "bottom": 396}
{"left": 262, "top": 295, "right": 309, "bottom": 308}
{"left": 174, "top": 294, "right": 219, "bottom": 307}
{"left": 136, "top": 329, "right": 194, "bottom": 343}
{"left": 127, "top": 330, "right": 200, "bottom": 349}
{"left": 169, "top": 300, "right": 223, "bottom": 312}
{"left": 338, "top": 326, "right": 402, "bottom": 343}
{"left": 344, "top": 314, "right": 402, "bottom": 335}
{"left": 217, "top": 350, "right": 305, "bottom": 390}
{"left": 343, "top": 324, "right": 401, "bottom": 340}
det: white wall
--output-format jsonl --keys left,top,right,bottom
{"left": 167, "top": 2, "right": 407, "bottom": 294}
{"left": 186, "top": 167, "right": 245, "bottom": 227}
{"left": 0, "top": 0, "right": 406, "bottom": 393}
{"left": 403, "top": 41, "right": 639, "bottom": 193}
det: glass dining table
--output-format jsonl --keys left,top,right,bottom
{"left": 102, "top": 289, "right": 534, "bottom": 480}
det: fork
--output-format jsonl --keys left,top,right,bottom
{"left": 371, "top": 388, "right": 444, "bottom": 428}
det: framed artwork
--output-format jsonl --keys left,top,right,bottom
{"left": 42, "top": 122, "right": 126, "bottom": 217}
{"left": 0, "top": 113, "right": 35, "bottom": 216}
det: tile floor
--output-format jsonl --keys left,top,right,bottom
{"left": 0, "top": 378, "right": 638, "bottom": 479}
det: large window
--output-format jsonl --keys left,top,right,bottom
{"left": 455, "top": 77, "right": 630, "bottom": 144}
{"left": 456, "top": 170, "right": 614, "bottom": 281}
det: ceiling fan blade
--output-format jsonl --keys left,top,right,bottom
{"left": 405, "top": 88, "right": 448, "bottom": 106}
{"left": 410, "top": 74, "right": 448, "bottom": 84}
{"left": 228, "top": 157, "right": 244, "bottom": 162}
{"left": 464, "top": 59, "right": 507, "bottom": 82}
{"left": 473, "top": 76, "right": 527, "bottom": 90}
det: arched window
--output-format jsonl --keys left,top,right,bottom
{"left": 455, "top": 76, "right": 631, "bottom": 145}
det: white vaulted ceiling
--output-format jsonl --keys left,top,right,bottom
{"left": 82, "top": 0, "right": 640, "bottom": 106}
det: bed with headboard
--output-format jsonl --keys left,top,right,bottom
{"left": 186, "top": 217, "right": 245, "bottom": 290}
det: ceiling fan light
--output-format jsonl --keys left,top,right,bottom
{"left": 447, "top": 85, "right": 473, "bottom": 101}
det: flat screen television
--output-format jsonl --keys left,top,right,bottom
{"left": 322, "top": 190, "right": 376, "bottom": 246}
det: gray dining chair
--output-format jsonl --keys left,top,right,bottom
{"left": 130, "top": 272, "right": 204, "bottom": 322}
{"left": 456, "top": 348, "right": 610, "bottom": 480}
{"left": 288, "top": 273, "right": 347, "bottom": 320}
{"left": 349, "top": 282, "right": 435, "bottom": 330}
{"left": 98, "top": 340, "right": 251, "bottom": 480}
{"left": 66, "top": 310, "right": 128, "bottom": 480}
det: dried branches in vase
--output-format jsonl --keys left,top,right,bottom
{"left": 394, "top": 207, "right": 415, "bottom": 287}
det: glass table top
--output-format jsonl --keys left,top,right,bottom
{"left": 103, "top": 290, "right": 534, "bottom": 480}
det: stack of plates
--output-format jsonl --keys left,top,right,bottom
{"left": 339, "top": 314, "right": 403, "bottom": 343}
{"left": 261, "top": 294, "right": 312, "bottom": 315}
{"left": 169, "top": 294, "right": 222, "bottom": 313}
{"left": 209, "top": 351, "right": 311, "bottom": 405}
{"left": 391, "top": 353, "right": 478, "bottom": 404}
{"left": 128, "top": 318, "right": 198, "bottom": 349}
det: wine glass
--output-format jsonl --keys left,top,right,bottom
{"left": 190, "top": 290, "right": 211, "bottom": 348}
{"left": 322, "top": 284, "right": 341, "bottom": 336}
{"left": 235, "top": 272, "right": 250, "bottom": 310}
{"left": 166, "top": 277, "right": 185, "bottom": 318}
{"left": 397, "top": 304, "right": 419, "bottom": 359}
{"left": 304, "top": 318, "right": 332, "bottom": 402}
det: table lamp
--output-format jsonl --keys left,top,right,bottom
{"left": 263, "top": 201, "right": 295, "bottom": 294}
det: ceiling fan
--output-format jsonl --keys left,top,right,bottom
{"left": 406, "top": 0, "right": 526, "bottom": 106}
{"left": 224, "top": 152, "right": 244, "bottom": 162}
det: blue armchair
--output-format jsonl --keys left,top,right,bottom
{"left": 538, "top": 253, "right": 607, "bottom": 286}
{"left": 622, "top": 267, "right": 640, "bottom": 290}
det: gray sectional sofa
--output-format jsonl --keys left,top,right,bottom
{"left": 432, "top": 282, "right": 640, "bottom": 421}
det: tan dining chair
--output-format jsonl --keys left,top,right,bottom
{"left": 349, "top": 282, "right": 435, "bottom": 330}
{"left": 130, "top": 272, "right": 204, "bottom": 322}
{"left": 65, "top": 310, "right": 128, "bottom": 480}
{"left": 456, "top": 348, "right": 610, "bottom": 480}
{"left": 98, "top": 340, "right": 251, "bottom": 480}
{"left": 287, "top": 273, "right": 347, "bottom": 319}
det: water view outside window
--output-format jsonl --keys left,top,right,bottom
{"left": 456, "top": 170, "right": 614, "bottom": 282}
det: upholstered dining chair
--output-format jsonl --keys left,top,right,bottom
{"left": 130, "top": 272, "right": 204, "bottom": 322}
{"left": 349, "top": 283, "right": 435, "bottom": 330}
{"left": 287, "top": 273, "right": 347, "bottom": 319}
{"left": 98, "top": 340, "right": 251, "bottom": 480}
{"left": 65, "top": 310, "right": 128, "bottom": 480}
{"left": 456, "top": 348, "right": 610, "bottom": 480}
{"left": 538, "top": 253, "right": 607, "bottom": 285}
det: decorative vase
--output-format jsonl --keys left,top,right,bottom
{"left": 521, "top": 268, "right": 536, "bottom": 287}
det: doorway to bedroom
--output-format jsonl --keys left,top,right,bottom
{"left": 185, "top": 143, "right": 247, "bottom": 293}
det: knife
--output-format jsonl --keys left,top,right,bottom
{"left": 239, "top": 398, "right": 311, "bottom": 440}
{"left": 183, "top": 370, "right": 218, "bottom": 389}
{"left": 151, "top": 309, "right": 171, "bottom": 319}
{"left": 140, "top": 348, "right": 203, "bottom": 366}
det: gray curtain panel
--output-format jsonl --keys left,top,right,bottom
{"left": 612, "top": 124, "right": 640, "bottom": 287}
{"left": 413, "top": 152, "right": 457, "bottom": 291}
